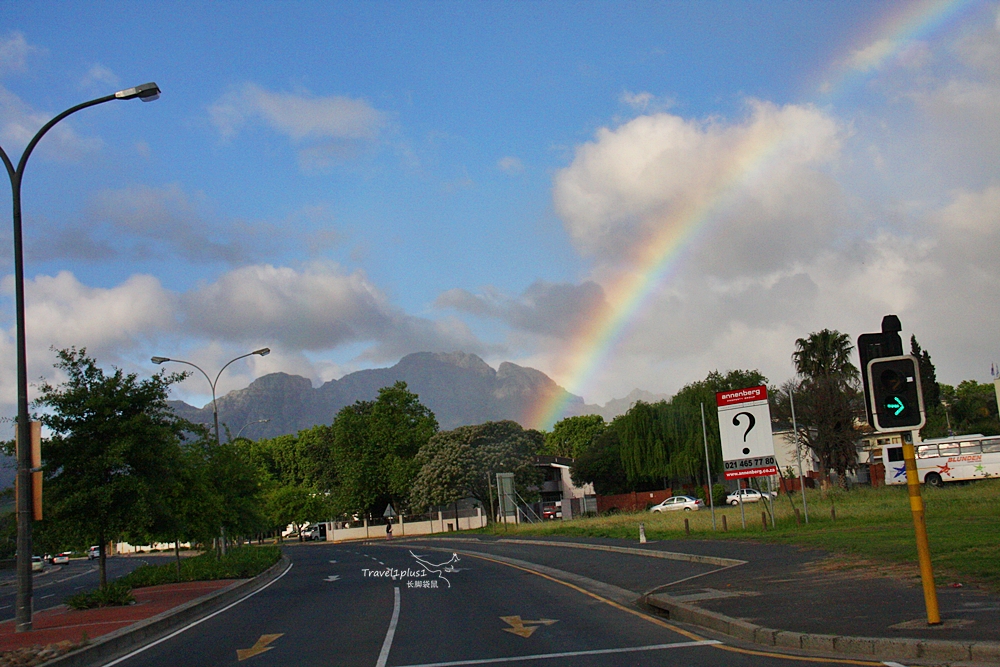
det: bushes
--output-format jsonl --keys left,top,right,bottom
{"left": 119, "top": 546, "right": 281, "bottom": 588}
{"left": 63, "top": 546, "right": 281, "bottom": 608}
{"left": 65, "top": 581, "right": 135, "bottom": 610}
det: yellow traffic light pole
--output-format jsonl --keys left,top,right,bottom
{"left": 901, "top": 430, "right": 940, "bottom": 625}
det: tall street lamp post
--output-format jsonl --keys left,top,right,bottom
{"left": 151, "top": 348, "right": 270, "bottom": 554}
{"left": 235, "top": 418, "right": 270, "bottom": 440}
{"left": 151, "top": 348, "right": 270, "bottom": 447}
{"left": 1, "top": 82, "right": 161, "bottom": 633}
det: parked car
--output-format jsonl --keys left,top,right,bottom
{"left": 540, "top": 502, "right": 561, "bottom": 520}
{"left": 725, "top": 488, "right": 776, "bottom": 505}
{"left": 87, "top": 546, "right": 101, "bottom": 560}
{"left": 301, "top": 527, "right": 321, "bottom": 541}
{"left": 31, "top": 556, "right": 44, "bottom": 572}
{"left": 650, "top": 496, "right": 704, "bottom": 512}
{"left": 52, "top": 552, "right": 71, "bottom": 564}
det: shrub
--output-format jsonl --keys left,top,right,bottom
{"left": 65, "top": 582, "right": 135, "bottom": 610}
{"left": 119, "top": 546, "right": 281, "bottom": 588}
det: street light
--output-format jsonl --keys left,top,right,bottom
{"left": 151, "top": 348, "right": 270, "bottom": 555}
{"left": 235, "top": 418, "right": 270, "bottom": 440}
{"left": 1, "top": 82, "right": 161, "bottom": 633}
{"left": 151, "top": 348, "right": 270, "bottom": 446}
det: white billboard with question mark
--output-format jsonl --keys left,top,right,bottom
{"left": 716, "top": 385, "right": 778, "bottom": 480}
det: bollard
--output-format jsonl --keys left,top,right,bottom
{"left": 684, "top": 518, "right": 690, "bottom": 536}
{"left": 761, "top": 512, "right": 767, "bottom": 530}
{"left": 794, "top": 508, "right": 801, "bottom": 525}
{"left": 722, "top": 515, "right": 728, "bottom": 532}
{"left": 639, "top": 522, "right": 647, "bottom": 544}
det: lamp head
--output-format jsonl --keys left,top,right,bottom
{"left": 151, "top": 356, "right": 170, "bottom": 364}
{"left": 115, "top": 82, "right": 161, "bottom": 102}
{"left": 253, "top": 348, "right": 270, "bottom": 357}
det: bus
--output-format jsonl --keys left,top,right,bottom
{"left": 884, "top": 434, "right": 1000, "bottom": 486}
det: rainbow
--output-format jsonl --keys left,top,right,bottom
{"left": 528, "top": 0, "right": 976, "bottom": 430}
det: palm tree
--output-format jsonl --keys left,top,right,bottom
{"left": 788, "top": 329, "right": 863, "bottom": 483}
{"left": 793, "top": 329, "right": 859, "bottom": 385}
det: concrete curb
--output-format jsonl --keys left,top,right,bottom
{"left": 644, "top": 591, "right": 1000, "bottom": 665}
{"left": 40, "top": 555, "right": 291, "bottom": 667}
{"left": 398, "top": 536, "right": 746, "bottom": 568}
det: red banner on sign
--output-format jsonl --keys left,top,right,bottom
{"left": 724, "top": 465, "right": 779, "bottom": 479}
{"left": 716, "top": 384, "right": 767, "bottom": 407}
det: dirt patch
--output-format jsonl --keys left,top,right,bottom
{"left": 0, "top": 639, "right": 87, "bottom": 666}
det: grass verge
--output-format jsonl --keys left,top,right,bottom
{"left": 487, "top": 479, "right": 1000, "bottom": 592}
{"left": 64, "top": 546, "right": 281, "bottom": 609}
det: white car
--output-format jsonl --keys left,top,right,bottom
{"left": 87, "top": 546, "right": 101, "bottom": 560}
{"left": 725, "top": 488, "right": 776, "bottom": 505}
{"left": 31, "top": 556, "right": 44, "bottom": 572}
{"left": 650, "top": 496, "right": 704, "bottom": 512}
{"left": 52, "top": 552, "right": 72, "bottom": 564}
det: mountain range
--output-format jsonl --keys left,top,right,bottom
{"left": 168, "top": 351, "right": 668, "bottom": 439}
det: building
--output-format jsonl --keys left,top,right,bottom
{"left": 533, "top": 455, "right": 596, "bottom": 519}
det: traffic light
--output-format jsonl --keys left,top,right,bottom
{"left": 867, "top": 355, "right": 925, "bottom": 431}
{"left": 858, "top": 315, "right": 903, "bottom": 426}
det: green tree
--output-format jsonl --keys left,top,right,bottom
{"left": 332, "top": 382, "right": 438, "bottom": 516}
{"left": 543, "top": 415, "right": 606, "bottom": 458}
{"left": 940, "top": 381, "right": 1000, "bottom": 436}
{"left": 910, "top": 336, "right": 947, "bottom": 438}
{"left": 786, "top": 329, "right": 863, "bottom": 479}
{"left": 613, "top": 369, "right": 767, "bottom": 489}
{"left": 34, "top": 348, "right": 191, "bottom": 588}
{"left": 409, "top": 421, "right": 543, "bottom": 517}
{"left": 570, "top": 426, "right": 629, "bottom": 495}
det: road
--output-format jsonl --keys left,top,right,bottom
{"left": 99, "top": 540, "right": 895, "bottom": 667}
{"left": 0, "top": 554, "right": 175, "bottom": 621}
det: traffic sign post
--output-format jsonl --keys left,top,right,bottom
{"left": 861, "top": 318, "right": 938, "bottom": 626}
{"left": 717, "top": 386, "right": 778, "bottom": 530}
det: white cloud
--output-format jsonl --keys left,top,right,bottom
{"left": 0, "top": 32, "right": 41, "bottom": 75}
{"left": 79, "top": 63, "right": 119, "bottom": 90}
{"left": 210, "top": 83, "right": 384, "bottom": 141}
{"left": 437, "top": 281, "right": 609, "bottom": 339}
{"left": 552, "top": 101, "right": 845, "bottom": 276}
{"left": 497, "top": 156, "right": 524, "bottom": 174}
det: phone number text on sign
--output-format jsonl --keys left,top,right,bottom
{"left": 724, "top": 456, "right": 778, "bottom": 479}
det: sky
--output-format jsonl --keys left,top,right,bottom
{"left": 2, "top": 0, "right": 999, "bottom": 432}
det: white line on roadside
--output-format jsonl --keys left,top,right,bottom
{"left": 40, "top": 594, "right": 54, "bottom": 599}
{"left": 394, "top": 640, "right": 721, "bottom": 667}
{"left": 100, "top": 561, "right": 293, "bottom": 666}
{"left": 375, "top": 587, "right": 401, "bottom": 667}
{"left": 883, "top": 662, "right": 908, "bottom": 667}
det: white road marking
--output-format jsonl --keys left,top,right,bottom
{"left": 394, "top": 640, "right": 721, "bottom": 666}
{"left": 329, "top": 560, "right": 337, "bottom": 563}
{"left": 883, "top": 663, "right": 908, "bottom": 667}
{"left": 375, "top": 587, "right": 401, "bottom": 667}
{"left": 101, "top": 561, "right": 293, "bottom": 666}
{"left": 40, "top": 594, "right": 54, "bottom": 599}
{"left": 324, "top": 575, "right": 341, "bottom": 582}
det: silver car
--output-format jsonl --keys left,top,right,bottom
{"left": 650, "top": 495, "right": 704, "bottom": 512}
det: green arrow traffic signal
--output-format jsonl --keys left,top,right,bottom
{"left": 867, "top": 355, "right": 925, "bottom": 431}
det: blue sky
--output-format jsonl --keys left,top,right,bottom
{"left": 2, "top": 1, "right": 999, "bottom": 428}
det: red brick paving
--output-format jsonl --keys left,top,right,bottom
{"left": 0, "top": 580, "right": 239, "bottom": 652}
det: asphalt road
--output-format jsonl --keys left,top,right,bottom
{"left": 0, "top": 554, "right": 175, "bottom": 620}
{"left": 98, "top": 542, "right": 892, "bottom": 667}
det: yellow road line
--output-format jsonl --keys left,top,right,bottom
{"left": 461, "top": 551, "right": 884, "bottom": 667}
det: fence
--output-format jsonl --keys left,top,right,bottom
{"left": 596, "top": 489, "right": 672, "bottom": 514}
{"left": 323, "top": 507, "right": 486, "bottom": 542}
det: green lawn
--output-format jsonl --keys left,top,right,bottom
{"left": 488, "top": 479, "right": 1000, "bottom": 591}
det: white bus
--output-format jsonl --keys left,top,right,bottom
{"left": 884, "top": 434, "right": 1000, "bottom": 487}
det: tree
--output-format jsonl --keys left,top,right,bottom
{"left": 34, "top": 348, "right": 191, "bottom": 588}
{"left": 910, "top": 336, "right": 950, "bottom": 438}
{"left": 543, "top": 415, "right": 606, "bottom": 458}
{"left": 570, "top": 426, "right": 629, "bottom": 495}
{"left": 331, "top": 382, "right": 438, "bottom": 516}
{"left": 785, "top": 329, "right": 863, "bottom": 479}
{"left": 940, "top": 381, "right": 1000, "bottom": 436}
{"left": 409, "top": 421, "right": 543, "bottom": 517}
{"left": 612, "top": 369, "right": 767, "bottom": 489}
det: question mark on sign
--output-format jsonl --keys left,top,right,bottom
{"left": 733, "top": 411, "right": 756, "bottom": 455}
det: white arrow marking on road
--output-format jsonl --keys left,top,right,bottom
{"left": 325, "top": 575, "right": 341, "bottom": 582}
